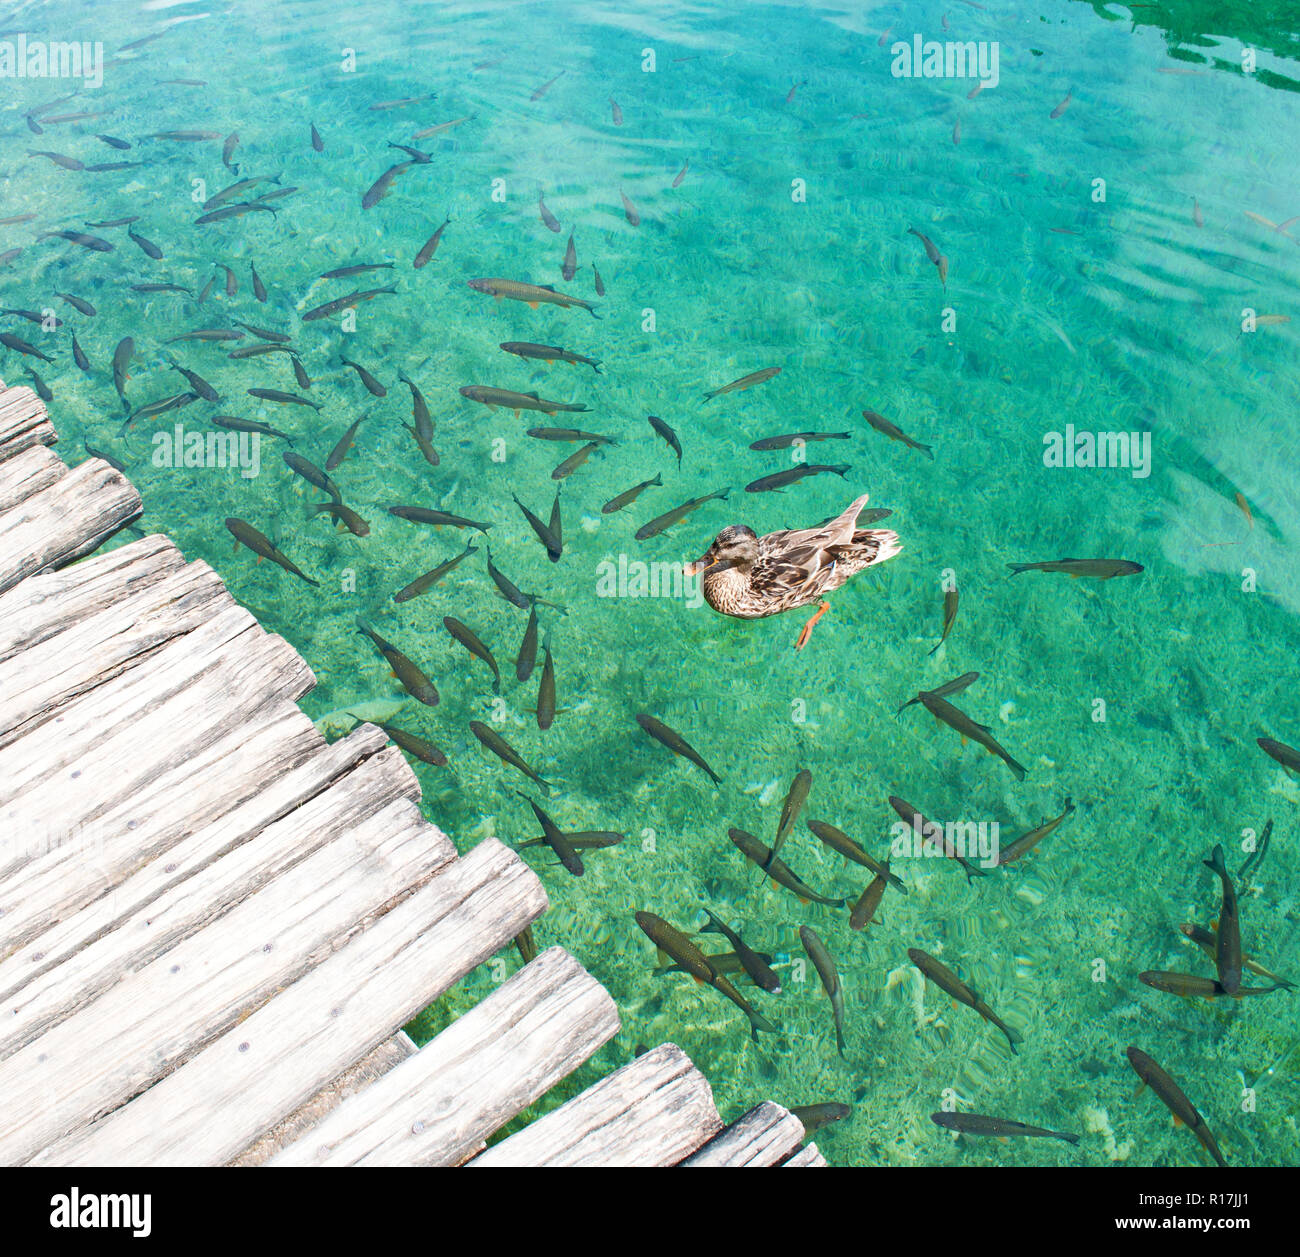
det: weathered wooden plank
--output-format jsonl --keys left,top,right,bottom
{"left": 680, "top": 1101, "right": 806, "bottom": 1167}
{"left": 0, "top": 458, "right": 141, "bottom": 593}
{"left": 0, "top": 795, "right": 453, "bottom": 1166}
{"left": 0, "top": 559, "right": 232, "bottom": 745}
{"left": 0, "top": 740, "right": 420, "bottom": 1054}
{"left": 230, "top": 1033, "right": 418, "bottom": 1168}
{"left": 471, "top": 1042, "right": 722, "bottom": 1167}
{"left": 0, "top": 444, "right": 64, "bottom": 512}
{"left": 270, "top": 946, "right": 618, "bottom": 1168}
{"left": 41, "top": 840, "right": 547, "bottom": 1167}
{"left": 0, "top": 534, "right": 186, "bottom": 664}
{"left": 0, "top": 723, "right": 396, "bottom": 1007}
{"left": 0, "top": 384, "right": 55, "bottom": 461}
{"left": 783, "top": 1142, "right": 827, "bottom": 1167}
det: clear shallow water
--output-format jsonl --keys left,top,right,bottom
{"left": 3, "top": 0, "right": 1299, "bottom": 1167}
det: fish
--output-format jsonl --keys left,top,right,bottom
{"left": 251, "top": 262, "right": 268, "bottom": 301}
{"left": 548, "top": 490, "right": 563, "bottom": 558}
{"left": 516, "top": 602, "right": 540, "bottom": 681}
{"left": 83, "top": 440, "right": 127, "bottom": 473}
{"left": 1193, "top": 198, "right": 1204, "bottom": 228}
{"left": 918, "top": 692, "right": 1028, "bottom": 781}
{"left": 165, "top": 356, "right": 220, "bottom": 402}
{"left": 222, "top": 132, "right": 240, "bottom": 170}
{"left": 849, "top": 864, "right": 891, "bottom": 931}
{"left": 413, "top": 216, "right": 450, "bottom": 268}
{"left": 1126, "top": 1046, "right": 1226, "bottom": 1167}
{"left": 807, "top": 820, "right": 908, "bottom": 892}
{"left": 469, "top": 720, "right": 551, "bottom": 793}
{"left": 907, "top": 226, "right": 948, "bottom": 285}
{"left": 97, "top": 134, "right": 131, "bottom": 150}
{"left": 482, "top": 549, "right": 530, "bottom": 610}
{"left": 70, "top": 335, "right": 90, "bottom": 373}
{"left": 634, "top": 488, "right": 729, "bottom": 541}
{"left": 310, "top": 123, "right": 324, "bottom": 151}
{"left": 249, "top": 388, "right": 321, "bottom": 411}
{"left": 86, "top": 161, "right": 143, "bottom": 173}
{"left": 1007, "top": 558, "right": 1143, "bottom": 580}
{"left": 790, "top": 1103, "right": 852, "bottom": 1136}
{"left": 1050, "top": 89, "right": 1072, "bottom": 119}
{"left": 127, "top": 228, "right": 163, "bottom": 259}
{"left": 255, "top": 187, "right": 298, "bottom": 205}
{"left": 1137, "top": 971, "right": 1257, "bottom": 1000}
{"left": 228, "top": 344, "right": 287, "bottom": 360}
{"left": 389, "top": 506, "right": 492, "bottom": 533}
{"left": 703, "top": 366, "right": 781, "bottom": 401}
{"left": 527, "top": 426, "right": 615, "bottom": 444}
{"left": 112, "top": 337, "right": 134, "bottom": 407}
{"left": 340, "top": 358, "right": 386, "bottom": 397}
{"left": 226, "top": 518, "right": 319, "bottom": 587}
{"left": 502, "top": 342, "right": 601, "bottom": 373}
{"left": 647, "top": 415, "right": 682, "bottom": 466}
{"left": 28, "top": 150, "right": 83, "bottom": 170}
{"left": 1203, "top": 844, "right": 1242, "bottom": 995}
{"left": 0, "top": 332, "right": 54, "bottom": 362}
{"left": 410, "top": 116, "right": 473, "bottom": 139}
{"left": 39, "top": 229, "right": 113, "bottom": 252}
{"left": 863, "top": 409, "right": 933, "bottom": 459}
{"left": 552, "top": 441, "right": 599, "bottom": 480}
{"left": 530, "top": 71, "right": 565, "bottom": 100}
{"left": 388, "top": 141, "right": 432, "bottom": 163}
{"left": 620, "top": 190, "right": 640, "bottom": 227}
{"left": 301, "top": 286, "right": 398, "bottom": 322}
{"left": 635, "top": 714, "right": 721, "bottom": 784}
{"left": 283, "top": 451, "right": 343, "bottom": 501}
{"left": 952, "top": 116, "right": 961, "bottom": 145}
{"left": 728, "top": 828, "right": 847, "bottom": 907}
{"left": 513, "top": 494, "right": 563, "bottom": 560}
{"left": 771, "top": 769, "right": 812, "bottom": 867}
{"left": 610, "top": 97, "right": 623, "bottom": 125}
{"left": 1179, "top": 923, "right": 1295, "bottom": 990}
{"left": 561, "top": 233, "right": 578, "bottom": 281}
{"left": 321, "top": 262, "right": 395, "bottom": 279}
{"left": 800, "top": 926, "right": 846, "bottom": 1056}
{"left": 929, "top": 588, "right": 958, "bottom": 656}
{"left": 745, "top": 464, "right": 850, "bottom": 493}
{"left": 996, "top": 799, "right": 1074, "bottom": 866}
{"left": 84, "top": 216, "right": 137, "bottom": 228}
{"left": 444, "top": 616, "right": 501, "bottom": 692}
{"left": 750, "top": 431, "right": 851, "bottom": 451}
{"left": 461, "top": 385, "right": 588, "bottom": 416}
{"left": 909, "top": 948, "right": 1021, "bottom": 1053}
{"left": 151, "top": 131, "right": 225, "bottom": 142}
{"left": 307, "top": 502, "right": 370, "bottom": 537}
{"left": 203, "top": 176, "right": 280, "bottom": 209}
{"left": 931, "top": 1112, "right": 1079, "bottom": 1145}
{"left": 397, "top": 373, "right": 438, "bottom": 467}
{"left": 194, "top": 202, "right": 278, "bottom": 225}
{"left": 212, "top": 416, "right": 295, "bottom": 442}
{"left": 538, "top": 192, "right": 561, "bottom": 233}
{"left": 325, "top": 415, "right": 366, "bottom": 470}
{"left": 0, "top": 248, "right": 21, "bottom": 267}
{"left": 536, "top": 635, "right": 556, "bottom": 729}
{"left": 232, "top": 321, "right": 290, "bottom": 343}
{"left": 897, "top": 673, "right": 980, "bottom": 718}
{"left": 167, "top": 329, "right": 244, "bottom": 343}
{"left": 603, "top": 474, "right": 662, "bottom": 514}
{"left": 1258, "top": 737, "right": 1300, "bottom": 773}
{"left": 636, "top": 911, "right": 776, "bottom": 1041}
{"left": 122, "top": 391, "right": 199, "bottom": 430}
{"left": 467, "top": 277, "right": 598, "bottom": 317}
{"left": 131, "top": 284, "right": 192, "bottom": 296}
{"left": 2, "top": 308, "right": 62, "bottom": 326}
{"left": 26, "top": 369, "right": 52, "bottom": 403}
{"left": 593, "top": 264, "right": 606, "bottom": 296}
{"left": 378, "top": 723, "right": 446, "bottom": 768}
{"left": 700, "top": 909, "right": 781, "bottom": 993}
{"left": 518, "top": 832, "right": 624, "bottom": 853}
{"left": 1244, "top": 210, "right": 1297, "bottom": 236}
{"left": 516, "top": 793, "right": 582, "bottom": 875}
{"left": 889, "top": 794, "right": 987, "bottom": 882}
{"left": 392, "top": 543, "right": 478, "bottom": 603}
{"left": 356, "top": 619, "right": 439, "bottom": 706}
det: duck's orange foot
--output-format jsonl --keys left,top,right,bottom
{"left": 794, "top": 600, "right": 830, "bottom": 650}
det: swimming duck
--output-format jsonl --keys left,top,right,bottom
{"left": 683, "top": 493, "right": 901, "bottom": 649}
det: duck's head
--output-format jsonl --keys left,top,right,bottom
{"left": 684, "top": 524, "right": 759, "bottom": 578}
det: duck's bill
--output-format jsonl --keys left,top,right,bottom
{"left": 684, "top": 554, "right": 733, "bottom": 577}
{"left": 682, "top": 554, "right": 711, "bottom": 577}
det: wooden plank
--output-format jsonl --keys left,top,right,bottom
{"left": 0, "top": 458, "right": 141, "bottom": 593}
{"left": 783, "top": 1143, "right": 827, "bottom": 1167}
{"left": 40, "top": 839, "right": 547, "bottom": 1167}
{"left": 230, "top": 1034, "right": 417, "bottom": 1168}
{"left": 0, "top": 740, "right": 420, "bottom": 1054}
{"left": 470, "top": 1043, "right": 722, "bottom": 1167}
{"left": 0, "top": 384, "right": 55, "bottom": 461}
{"left": 0, "top": 535, "right": 185, "bottom": 664}
{"left": 270, "top": 947, "right": 618, "bottom": 1168}
{"left": 0, "top": 795, "right": 454, "bottom": 1166}
{"left": 0, "top": 559, "right": 232, "bottom": 745}
{"left": 0, "top": 723, "right": 396, "bottom": 1007}
{"left": 0, "top": 444, "right": 64, "bottom": 512}
{"left": 681, "top": 1101, "right": 806, "bottom": 1167}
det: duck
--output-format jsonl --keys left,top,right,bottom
{"left": 683, "top": 493, "right": 901, "bottom": 649}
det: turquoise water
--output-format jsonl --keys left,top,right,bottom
{"left": 3, "top": 0, "right": 1299, "bottom": 1166}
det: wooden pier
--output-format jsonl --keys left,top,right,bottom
{"left": 0, "top": 379, "right": 824, "bottom": 1168}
